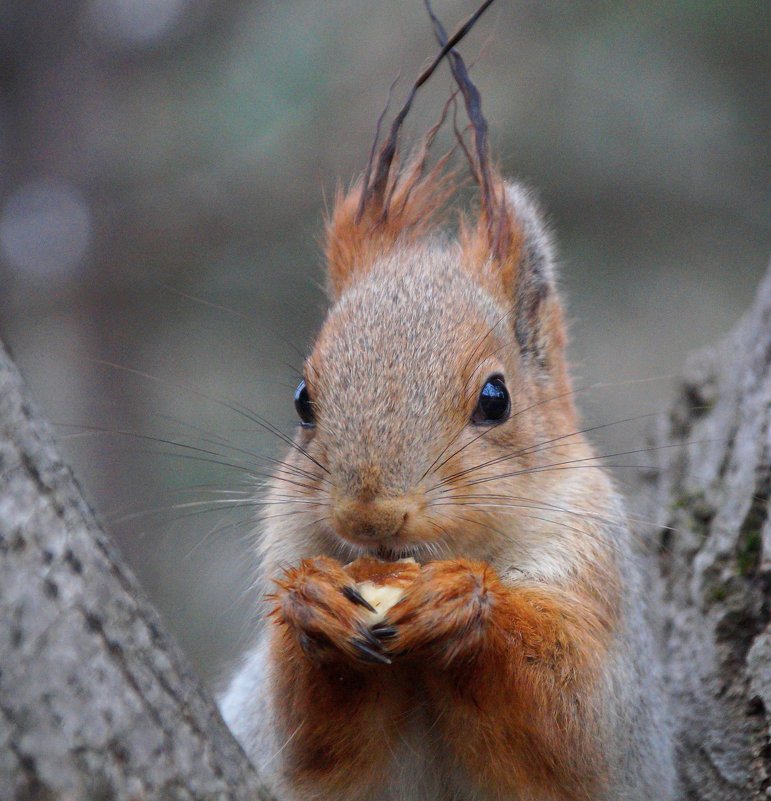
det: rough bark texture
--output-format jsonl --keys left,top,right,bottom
{"left": 0, "top": 342, "right": 275, "bottom": 801}
{"left": 0, "top": 268, "right": 768, "bottom": 801}
{"left": 641, "top": 265, "right": 771, "bottom": 799}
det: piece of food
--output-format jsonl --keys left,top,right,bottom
{"left": 345, "top": 557, "right": 420, "bottom": 624}
{"left": 355, "top": 581, "right": 407, "bottom": 624}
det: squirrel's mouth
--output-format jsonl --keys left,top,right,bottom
{"left": 330, "top": 529, "right": 433, "bottom": 566}
{"left": 327, "top": 495, "right": 440, "bottom": 564}
{"left": 371, "top": 543, "right": 430, "bottom": 565}
{"left": 375, "top": 544, "right": 407, "bottom": 562}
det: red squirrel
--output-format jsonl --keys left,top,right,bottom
{"left": 220, "top": 5, "right": 676, "bottom": 800}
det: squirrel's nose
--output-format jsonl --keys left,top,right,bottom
{"left": 331, "top": 497, "right": 408, "bottom": 544}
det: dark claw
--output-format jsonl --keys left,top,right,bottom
{"left": 342, "top": 585, "right": 377, "bottom": 613}
{"left": 352, "top": 638, "right": 392, "bottom": 665}
{"left": 356, "top": 624, "right": 386, "bottom": 650}
{"left": 370, "top": 624, "right": 397, "bottom": 640}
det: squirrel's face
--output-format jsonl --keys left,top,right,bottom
{"left": 303, "top": 249, "right": 519, "bottom": 556}
{"left": 267, "top": 187, "right": 590, "bottom": 564}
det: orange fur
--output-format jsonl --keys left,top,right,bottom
{"left": 269, "top": 626, "right": 403, "bottom": 797}
{"left": 325, "top": 154, "right": 458, "bottom": 299}
{"left": 220, "top": 10, "right": 676, "bottom": 798}
{"left": 458, "top": 176, "right": 521, "bottom": 295}
{"left": 230, "top": 75, "right": 646, "bottom": 799}
{"left": 269, "top": 556, "right": 616, "bottom": 801}
{"left": 269, "top": 557, "right": 414, "bottom": 797}
{"left": 344, "top": 555, "right": 421, "bottom": 587}
{"left": 273, "top": 164, "right": 613, "bottom": 797}
{"left": 385, "top": 560, "right": 614, "bottom": 801}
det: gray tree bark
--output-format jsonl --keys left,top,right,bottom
{"left": 0, "top": 267, "right": 768, "bottom": 801}
{"left": 0, "top": 342, "right": 276, "bottom": 800}
{"left": 641, "top": 265, "right": 771, "bottom": 799}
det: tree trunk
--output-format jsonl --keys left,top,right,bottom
{"left": 0, "top": 267, "right": 768, "bottom": 800}
{"left": 0, "top": 343, "right": 275, "bottom": 800}
{"left": 641, "top": 265, "right": 770, "bottom": 799}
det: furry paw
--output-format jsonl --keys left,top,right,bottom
{"left": 271, "top": 556, "right": 391, "bottom": 666}
{"left": 372, "top": 559, "right": 498, "bottom": 666}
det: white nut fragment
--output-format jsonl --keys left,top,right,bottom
{"left": 355, "top": 582, "right": 406, "bottom": 624}
{"left": 352, "top": 558, "right": 417, "bottom": 624}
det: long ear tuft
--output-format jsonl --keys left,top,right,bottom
{"left": 423, "top": 1, "right": 563, "bottom": 370}
{"left": 324, "top": 152, "right": 456, "bottom": 300}
{"left": 324, "top": 0, "right": 496, "bottom": 300}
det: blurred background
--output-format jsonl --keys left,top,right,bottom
{"left": 0, "top": 0, "right": 768, "bottom": 685}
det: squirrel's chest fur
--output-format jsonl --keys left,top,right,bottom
{"left": 222, "top": 633, "right": 597, "bottom": 801}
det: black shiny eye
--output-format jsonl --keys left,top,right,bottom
{"left": 472, "top": 375, "right": 510, "bottom": 424}
{"left": 294, "top": 380, "right": 315, "bottom": 427}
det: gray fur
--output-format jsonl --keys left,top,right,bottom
{"left": 596, "top": 499, "right": 678, "bottom": 801}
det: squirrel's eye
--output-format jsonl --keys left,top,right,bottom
{"left": 294, "top": 380, "right": 315, "bottom": 427}
{"left": 472, "top": 375, "right": 510, "bottom": 424}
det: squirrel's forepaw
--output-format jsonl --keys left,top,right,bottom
{"left": 373, "top": 559, "right": 498, "bottom": 666}
{"left": 269, "top": 556, "right": 391, "bottom": 667}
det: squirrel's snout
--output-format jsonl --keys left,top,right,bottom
{"left": 331, "top": 497, "right": 410, "bottom": 544}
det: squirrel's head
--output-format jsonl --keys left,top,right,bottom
{"left": 264, "top": 165, "right": 597, "bottom": 571}
{"left": 260, "top": 20, "right": 610, "bottom": 575}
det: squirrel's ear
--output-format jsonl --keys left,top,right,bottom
{"left": 324, "top": 155, "right": 455, "bottom": 300}
{"left": 461, "top": 181, "right": 564, "bottom": 370}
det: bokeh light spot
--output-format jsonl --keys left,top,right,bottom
{"left": 86, "top": 0, "right": 188, "bottom": 48}
{"left": 0, "top": 180, "right": 92, "bottom": 283}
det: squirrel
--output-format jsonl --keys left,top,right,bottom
{"left": 220, "top": 5, "right": 677, "bottom": 800}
